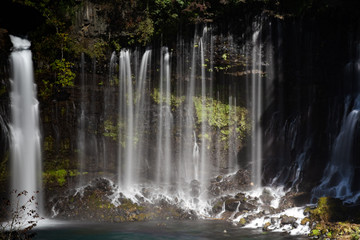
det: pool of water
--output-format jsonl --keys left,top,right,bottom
{"left": 33, "top": 220, "right": 307, "bottom": 240}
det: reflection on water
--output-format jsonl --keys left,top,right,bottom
{"left": 33, "top": 220, "right": 306, "bottom": 240}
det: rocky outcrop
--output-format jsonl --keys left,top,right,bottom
{"left": 73, "top": 0, "right": 108, "bottom": 39}
{"left": 304, "top": 197, "right": 360, "bottom": 238}
{"left": 50, "top": 178, "right": 197, "bottom": 222}
{"left": 209, "top": 169, "right": 252, "bottom": 197}
{"left": 0, "top": 29, "right": 11, "bottom": 64}
{"left": 0, "top": 28, "right": 11, "bottom": 197}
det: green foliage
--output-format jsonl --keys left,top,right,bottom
{"left": 193, "top": 96, "right": 250, "bottom": 147}
{"left": 93, "top": 39, "right": 108, "bottom": 60}
{"left": 73, "top": 39, "right": 109, "bottom": 60}
{"left": 149, "top": 0, "right": 184, "bottom": 37}
{"left": 50, "top": 58, "right": 75, "bottom": 87}
{"left": 43, "top": 136, "right": 54, "bottom": 151}
{"left": 135, "top": 16, "right": 155, "bottom": 46}
{"left": 103, "top": 119, "right": 139, "bottom": 147}
{"left": 111, "top": 40, "right": 121, "bottom": 52}
{"left": 151, "top": 88, "right": 185, "bottom": 110}
{"left": 103, "top": 120, "right": 120, "bottom": 141}
{"left": 14, "top": 0, "right": 78, "bottom": 98}
{"left": 194, "top": 96, "right": 249, "bottom": 134}
{"left": 68, "top": 170, "right": 80, "bottom": 177}
{"left": 310, "top": 229, "right": 321, "bottom": 236}
{"left": 43, "top": 169, "right": 67, "bottom": 186}
{"left": 352, "top": 233, "right": 360, "bottom": 240}
{"left": 43, "top": 169, "right": 84, "bottom": 187}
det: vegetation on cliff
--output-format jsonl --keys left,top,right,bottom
{"left": 4, "top": 0, "right": 359, "bottom": 100}
{"left": 306, "top": 197, "right": 360, "bottom": 239}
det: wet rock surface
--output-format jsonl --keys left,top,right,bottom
{"left": 305, "top": 197, "right": 360, "bottom": 239}
{"left": 50, "top": 178, "right": 197, "bottom": 222}
{"left": 208, "top": 169, "right": 251, "bottom": 197}
{"left": 49, "top": 177, "right": 360, "bottom": 239}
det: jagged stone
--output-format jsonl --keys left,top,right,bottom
{"left": 225, "top": 199, "right": 240, "bottom": 212}
{"left": 280, "top": 215, "right": 297, "bottom": 226}
{"left": 238, "top": 201, "right": 257, "bottom": 212}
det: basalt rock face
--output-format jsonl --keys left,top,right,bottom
{"left": 73, "top": 0, "right": 108, "bottom": 39}
{"left": 261, "top": 17, "right": 360, "bottom": 194}
{"left": 0, "top": 28, "right": 11, "bottom": 197}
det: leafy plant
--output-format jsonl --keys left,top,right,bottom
{"left": 103, "top": 120, "right": 120, "bottom": 141}
{"left": 0, "top": 190, "right": 42, "bottom": 240}
{"left": 135, "top": 16, "right": 155, "bottom": 46}
{"left": 193, "top": 96, "right": 250, "bottom": 143}
{"left": 151, "top": 88, "right": 185, "bottom": 110}
{"left": 50, "top": 58, "right": 75, "bottom": 87}
{"left": 43, "top": 169, "right": 67, "bottom": 186}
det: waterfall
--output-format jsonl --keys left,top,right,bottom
{"left": 102, "top": 51, "right": 117, "bottom": 171}
{"left": 67, "top": 25, "right": 249, "bottom": 215}
{"left": 133, "top": 49, "right": 151, "bottom": 183}
{"left": 117, "top": 49, "right": 152, "bottom": 189}
{"left": 77, "top": 53, "right": 86, "bottom": 185}
{"left": 118, "top": 50, "right": 134, "bottom": 189}
{"left": 9, "top": 35, "right": 42, "bottom": 214}
{"left": 311, "top": 42, "right": 360, "bottom": 203}
{"left": 199, "top": 28, "right": 209, "bottom": 193}
{"left": 250, "top": 26, "right": 263, "bottom": 188}
{"left": 181, "top": 32, "right": 197, "bottom": 184}
{"left": 156, "top": 47, "right": 173, "bottom": 187}
{"left": 312, "top": 96, "right": 360, "bottom": 203}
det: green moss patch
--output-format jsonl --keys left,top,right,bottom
{"left": 306, "top": 197, "right": 360, "bottom": 239}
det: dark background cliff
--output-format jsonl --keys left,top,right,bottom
{"left": 1, "top": 0, "right": 360, "bottom": 201}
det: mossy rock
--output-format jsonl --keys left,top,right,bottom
{"left": 309, "top": 197, "right": 360, "bottom": 223}
{"left": 309, "top": 229, "right": 321, "bottom": 237}
{"left": 212, "top": 200, "right": 224, "bottom": 214}
{"left": 301, "top": 217, "right": 310, "bottom": 225}
{"left": 239, "top": 217, "right": 246, "bottom": 226}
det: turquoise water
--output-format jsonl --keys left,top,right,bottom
{"left": 33, "top": 220, "right": 306, "bottom": 240}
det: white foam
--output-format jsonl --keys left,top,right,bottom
{"left": 10, "top": 35, "right": 31, "bottom": 50}
{"left": 242, "top": 207, "right": 310, "bottom": 235}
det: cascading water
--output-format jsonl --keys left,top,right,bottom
{"left": 199, "top": 27, "right": 210, "bottom": 195}
{"left": 156, "top": 47, "right": 173, "bottom": 187}
{"left": 9, "top": 35, "right": 42, "bottom": 214}
{"left": 117, "top": 49, "right": 152, "bottom": 190}
{"left": 118, "top": 50, "right": 135, "bottom": 189}
{"left": 180, "top": 33, "right": 198, "bottom": 185}
{"left": 312, "top": 96, "right": 360, "bottom": 203}
{"left": 102, "top": 51, "right": 118, "bottom": 171}
{"left": 105, "top": 27, "right": 226, "bottom": 211}
{"left": 250, "top": 25, "right": 263, "bottom": 188}
{"left": 133, "top": 49, "right": 151, "bottom": 183}
{"left": 310, "top": 41, "right": 360, "bottom": 203}
{"left": 70, "top": 26, "right": 252, "bottom": 217}
{"left": 77, "top": 53, "right": 86, "bottom": 185}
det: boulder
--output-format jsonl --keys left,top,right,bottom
{"left": 239, "top": 201, "right": 256, "bottom": 212}
{"left": 280, "top": 215, "right": 297, "bottom": 226}
{"left": 225, "top": 199, "right": 240, "bottom": 212}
